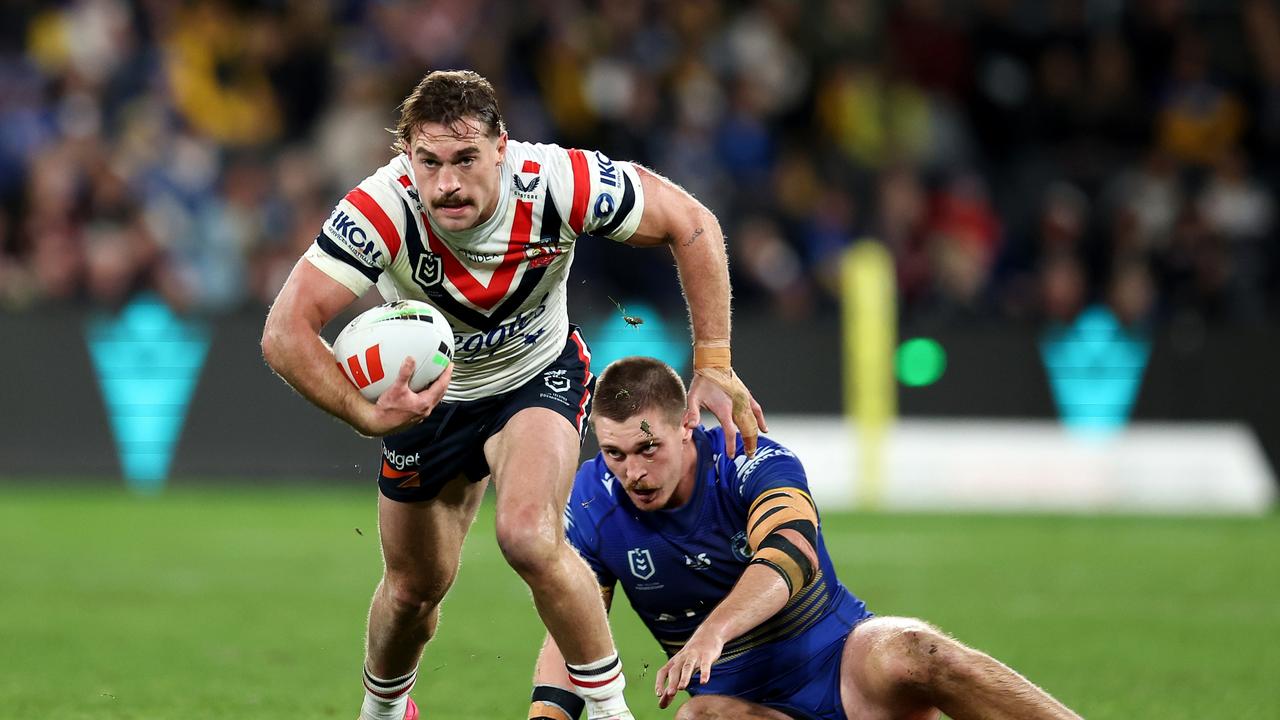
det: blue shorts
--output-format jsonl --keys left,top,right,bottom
{"left": 377, "top": 325, "right": 595, "bottom": 502}
{"left": 689, "top": 593, "right": 872, "bottom": 720}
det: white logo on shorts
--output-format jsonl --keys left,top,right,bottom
{"left": 544, "top": 369, "right": 570, "bottom": 394}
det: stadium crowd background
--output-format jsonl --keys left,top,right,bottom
{"left": 0, "top": 0, "right": 1276, "bottom": 331}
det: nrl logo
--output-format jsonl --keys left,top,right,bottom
{"left": 414, "top": 252, "right": 443, "bottom": 288}
{"left": 512, "top": 173, "right": 541, "bottom": 198}
{"left": 628, "top": 548, "right": 655, "bottom": 580}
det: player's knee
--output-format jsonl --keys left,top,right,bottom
{"left": 382, "top": 569, "right": 452, "bottom": 619}
{"left": 867, "top": 618, "right": 955, "bottom": 694}
{"left": 494, "top": 510, "right": 558, "bottom": 577}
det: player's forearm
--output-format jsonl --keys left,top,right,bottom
{"left": 669, "top": 210, "right": 731, "bottom": 345}
{"left": 695, "top": 563, "right": 790, "bottom": 645}
{"left": 262, "top": 310, "right": 373, "bottom": 435}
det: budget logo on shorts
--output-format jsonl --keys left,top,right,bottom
{"left": 414, "top": 252, "right": 443, "bottom": 288}
{"left": 544, "top": 368, "right": 570, "bottom": 393}
{"left": 628, "top": 548, "right": 656, "bottom": 580}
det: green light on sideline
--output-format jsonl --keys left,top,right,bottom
{"left": 896, "top": 338, "right": 946, "bottom": 387}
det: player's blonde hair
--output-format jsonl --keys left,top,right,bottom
{"left": 392, "top": 70, "right": 505, "bottom": 152}
{"left": 593, "top": 357, "right": 687, "bottom": 427}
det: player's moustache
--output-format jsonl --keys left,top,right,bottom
{"left": 434, "top": 194, "right": 470, "bottom": 209}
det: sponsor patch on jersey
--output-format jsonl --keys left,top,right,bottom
{"left": 524, "top": 240, "right": 564, "bottom": 268}
{"left": 324, "top": 208, "right": 383, "bottom": 265}
{"left": 513, "top": 172, "right": 542, "bottom": 201}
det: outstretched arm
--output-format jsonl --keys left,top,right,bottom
{"left": 625, "top": 166, "right": 768, "bottom": 457}
{"left": 654, "top": 486, "right": 820, "bottom": 708}
{"left": 261, "top": 258, "right": 451, "bottom": 437}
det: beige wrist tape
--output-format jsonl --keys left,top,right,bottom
{"left": 693, "top": 344, "right": 731, "bottom": 369}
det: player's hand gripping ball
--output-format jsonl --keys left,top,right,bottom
{"left": 332, "top": 300, "right": 454, "bottom": 401}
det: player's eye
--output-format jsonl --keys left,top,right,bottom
{"left": 641, "top": 443, "right": 657, "bottom": 456}
{"left": 421, "top": 158, "right": 439, "bottom": 168}
{"left": 459, "top": 157, "right": 475, "bottom": 167}
{"left": 606, "top": 450, "right": 624, "bottom": 460}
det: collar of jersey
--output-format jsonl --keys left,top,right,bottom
{"left": 418, "top": 156, "right": 514, "bottom": 247}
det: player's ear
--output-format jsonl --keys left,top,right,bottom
{"left": 495, "top": 132, "right": 508, "bottom": 164}
{"left": 681, "top": 408, "right": 698, "bottom": 432}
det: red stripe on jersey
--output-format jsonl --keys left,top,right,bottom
{"left": 344, "top": 188, "right": 402, "bottom": 260}
{"left": 522, "top": 159, "right": 540, "bottom": 173}
{"left": 397, "top": 175, "right": 411, "bottom": 188}
{"left": 567, "top": 149, "right": 590, "bottom": 234}
{"left": 420, "top": 199, "right": 534, "bottom": 310}
{"left": 364, "top": 344, "right": 385, "bottom": 384}
{"left": 570, "top": 329, "right": 592, "bottom": 433}
{"left": 346, "top": 354, "right": 371, "bottom": 388}
{"left": 569, "top": 669, "right": 621, "bottom": 689}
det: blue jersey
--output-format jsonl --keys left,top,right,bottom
{"left": 565, "top": 427, "right": 872, "bottom": 674}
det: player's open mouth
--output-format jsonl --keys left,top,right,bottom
{"left": 631, "top": 488, "right": 659, "bottom": 504}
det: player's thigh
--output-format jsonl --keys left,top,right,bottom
{"left": 378, "top": 472, "right": 489, "bottom": 593}
{"left": 675, "top": 694, "right": 793, "bottom": 720}
{"left": 483, "top": 406, "right": 580, "bottom": 512}
{"left": 839, "top": 618, "right": 942, "bottom": 720}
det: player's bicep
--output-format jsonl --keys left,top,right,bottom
{"left": 744, "top": 481, "right": 820, "bottom": 599}
{"left": 267, "top": 257, "right": 359, "bottom": 336}
{"left": 625, "top": 165, "right": 714, "bottom": 248}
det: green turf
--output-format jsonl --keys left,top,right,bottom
{"left": 0, "top": 485, "right": 1276, "bottom": 718}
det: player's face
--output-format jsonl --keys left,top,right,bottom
{"left": 595, "top": 410, "right": 697, "bottom": 511}
{"left": 408, "top": 119, "right": 507, "bottom": 232}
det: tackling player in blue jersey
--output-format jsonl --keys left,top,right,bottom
{"left": 529, "top": 358, "right": 1081, "bottom": 720}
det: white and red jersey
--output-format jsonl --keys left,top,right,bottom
{"left": 305, "top": 141, "right": 646, "bottom": 401}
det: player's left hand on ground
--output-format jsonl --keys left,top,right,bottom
{"left": 654, "top": 629, "right": 725, "bottom": 709}
{"left": 688, "top": 367, "right": 767, "bottom": 459}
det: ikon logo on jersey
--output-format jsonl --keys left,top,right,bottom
{"left": 325, "top": 209, "right": 383, "bottom": 264}
{"left": 340, "top": 344, "right": 385, "bottom": 388}
{"left": 628, "top": 548, "right": 656, "bottom": 580}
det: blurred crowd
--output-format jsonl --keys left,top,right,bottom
{"left": 0, "top": 0, "right": 1276, "bottom": 329}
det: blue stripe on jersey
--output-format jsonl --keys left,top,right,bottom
{"left": 316, "top": 232, "right": 380, "bottom": 283}
{"left": 593, "top": 170, "right": 636, "bottom": 238}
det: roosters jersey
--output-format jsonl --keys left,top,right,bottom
{"left": 305, "top": 141, "right": 646, "bottom": 401}
{"left": 564, "top": 427, "right": 871, "bottom": 671}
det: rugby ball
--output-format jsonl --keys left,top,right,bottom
{"left": 332, "top": 300, "right": 454, "bottom": 401}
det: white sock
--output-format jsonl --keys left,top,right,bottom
{"left": 360, "top": 666, "right": 416, "bottom": 720}
{"left": 566, "top": 653, "right": 630, "bottom": 719}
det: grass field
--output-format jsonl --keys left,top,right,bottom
{"left": 1, "top": 485, "right": 1276, "bottom": 719}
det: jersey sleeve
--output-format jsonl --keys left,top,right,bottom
{"left": 731, "top": 436, "right": 814, "bottom": 513}
{"left": 539, "top": 144, "right": 646, "bottom": 243}
{"left": 564, "top": 461, "right": 617, "bottom": 588}
{"left": 304, "top": 179, "right": 405, "bottom": 295}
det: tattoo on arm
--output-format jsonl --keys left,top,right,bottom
{"left": 682, "top": 227, "right": 704, "bottom": 246}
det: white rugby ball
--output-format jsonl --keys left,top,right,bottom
{"left": 332, "top": 300, "right": 454, "bottom": 401}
